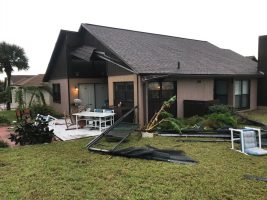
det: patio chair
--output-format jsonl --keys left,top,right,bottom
{"left": 94, "top": 108, "right": 103, "bottom": 113}
{"left": 103, "top": 109, "right": 115, "bottom": 125}
{"left": 229, "top": 127, "right": 267, "bottom": 155}
{"left": 64, "top": 113, "right": 77, "bottom": 130}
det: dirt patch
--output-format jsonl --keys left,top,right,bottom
{"left": 0, "top": 126, "right": 16, "bottom": 147}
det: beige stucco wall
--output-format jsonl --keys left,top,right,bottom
{"left": 250, "top": 78, "right": 257, "bottom": 110}
{"left": 49, "top": 79, "right": 69, "bottom": 114}
{"left": 177, "top": 79, "right": 214, "bottom": 117}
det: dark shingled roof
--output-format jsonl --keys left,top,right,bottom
{"left": 82, "top": 24, "right": 258, "bottom": 75}
{"left": 71, "top": 45, "right": 95, "bottom": 62}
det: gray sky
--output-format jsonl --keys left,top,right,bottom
{"left": 0, "top": 0, "right": 267, "bottom": 80}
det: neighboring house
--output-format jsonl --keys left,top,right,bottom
{"left": 257, "top": 35, "right": 267, "bottom": 106}
{"left": 43, "top": 24, "right": 260, "bottom": 126}
{"left": 5, "top": 74, "right": 50, "bottom": 109}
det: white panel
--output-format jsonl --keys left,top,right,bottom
{"left": 79, "top": 84, "right": 95, "bottom": 109}
{"left": 242, "top": 80, "right": 249, "bottom": 94}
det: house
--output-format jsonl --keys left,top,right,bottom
{"left": 5, "top": 74, "right": 51, "bottom": 109}
{"left": 43, "top": 24, "right": 260, "bottom": 126}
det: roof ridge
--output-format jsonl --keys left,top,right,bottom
{"left": 82, "top": 23, "right": 208, "bottom": 43}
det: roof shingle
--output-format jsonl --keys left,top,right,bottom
{"left": 82, "top": 24, "right": 258, "bottom": 75}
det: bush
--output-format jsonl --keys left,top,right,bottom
{"left": 204, "top": 113, "right": 237, "bottom": 129}
{"left": 0, "top": 140, "right": 9, "bottom": 148}
{"left": 208, "top": 104, "right": 232, "bottom": 114}
{"left": 9, "top": 119, "right": 54, "bottom": 145}
{"left": 30, "top": 104, "right": 62, "bottom": 118}
{"left": 157, "top": 118, "right": 184, "bottom": 133}
{"left": 0, "top": 115, "right": 10, "bottom": 125}
{"left": 184, "top": 115, "right": 204, "bottom": 128}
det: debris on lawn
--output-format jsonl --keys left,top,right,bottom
{"left": 87, "top": 107, "right": 197, "bottom": 165}
{"left": 176, "top": 139, "right": 230, "bottom": 143}
{"left": 244, "top": 175, "right": 267, "bottom": 183}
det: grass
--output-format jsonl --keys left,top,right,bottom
{"left": 0, "top": 110, "right": 16, "bottom": 122}
{"left": 0, "top": 135, "right": 267, "bottom": 199}
{"left": 240, "top": 108, "right": 267, "bottom": 125}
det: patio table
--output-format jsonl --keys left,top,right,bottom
{"left": 72, "top": 111, "right": 115, "bottom": 132}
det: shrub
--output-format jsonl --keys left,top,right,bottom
{"left": 0, "top": 140, "right": 9, "bottom": 148}
{"left": 157, "top": 118, "right": 184, "bottom": 133}
{"left": 30, "top": 104, "right": 62, "bottom": 118}
{"left": 204, "top": 113, "right": 237, "bottom": 129}
{"left": 208, "top": 104, "right": 232, "bottom": 114}
{"left": 9, "top": 119, "right": 54, "bottom": 145}
{"left": 184, "top": 115, "right": 204, "bottom": 128}
{"left": 0, "top": 115, "right": 10, "bottom": 125}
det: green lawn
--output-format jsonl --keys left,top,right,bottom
{"left": 0, "top": 136, "right": 267, "bottom": 199}
{"left": 0, "top": 110, "right": 16, "bottom": 122}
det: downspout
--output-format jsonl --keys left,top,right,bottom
{"left": 136, "top": 75, "right": 139, "bottom": 124}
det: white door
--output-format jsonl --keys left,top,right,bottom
{"left": 79, "top": 84, "right": 95, "bottom": 109}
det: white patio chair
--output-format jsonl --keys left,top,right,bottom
{"left": 229, "top": 127, "right": 267, "bottom": 155}
{"left": 103, "top": 109, "right": 115, "bottom": 125}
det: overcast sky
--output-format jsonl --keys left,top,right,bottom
{"left": 0, "top": 0, "right": 267, "bottom": 80}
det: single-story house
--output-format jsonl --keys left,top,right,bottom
{"left": 5, "top": 74, "right": 51, "bottom": 109}
{"left": 43, "top": 24, "right": 261, "bottom": 126}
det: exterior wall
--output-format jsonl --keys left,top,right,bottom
{"left": 10, "top": 86, "right": 51, "bottom": 110}
{"left": 49, "top": 79, "right": 69, "bottom": 114}
{"left": 69, "top": 78, "right": 107, "bottom": 112}
{"left": 10, "top": 86, "right": 19, "bottom": 109}
{"left": 177, "top": 79, "right": 214, "bottom": 117}
{"left": 250, "top": 78, "right": 257, "bottom": 110}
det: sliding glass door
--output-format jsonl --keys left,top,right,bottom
{"left": 234, "top": 80, "right": 250, "bottom": 109}
{"left": 79, "top": 83, "right": 108, "bottom": 109}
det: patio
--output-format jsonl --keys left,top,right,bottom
{"left": 50, "top": 123, "right": 101, "bottom": 141}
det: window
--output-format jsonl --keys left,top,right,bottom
{"left": 148, "top": 81, "right": 176, "bottom": 120}
{"left": 52, "top": 84, "right": 61, "bottom": 103}
{"left": 114, "top": 82, "right": 134, "bottom": 107}
{"left": 214, "top": 80, "right": 228, "bottom": 105}
{"left": 234, "top": 80, "right": 250, "bottom": 109}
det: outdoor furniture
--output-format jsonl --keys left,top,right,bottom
{"left": 64, "top": 113, "right": 77, "bottom": 130}
{"left": 229, "top": 127, "right": 267, "bottom": 155}
{"left": 36, "top": 114, "right": 57, "bottom": 122}
{"left": 72, "top": 111, "right": 115, "bottom": 132}
{"left": 103, "top": 109, "right": 115, "bottom": 125}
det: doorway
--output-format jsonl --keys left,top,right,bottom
{"left": 148, "top": 81, "right": 177, "bottom": 120}
{"left": 78, "top": 83, "right": 108, "bottom": 109}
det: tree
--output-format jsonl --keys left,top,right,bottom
{"left": 0, "top": 42, "right": 29, "bottom": 110}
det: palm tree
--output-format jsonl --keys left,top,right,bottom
{"left": 0, "top": 42, "right": 29, "bottom": 110}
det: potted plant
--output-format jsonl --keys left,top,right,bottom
{"left": 141, "top": 96, "right": 177, "bottom": 138}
